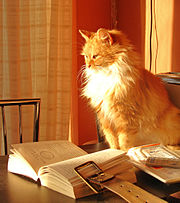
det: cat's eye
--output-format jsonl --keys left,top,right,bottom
{"left": 92, "top": 55, "right": 98, "bottom": 59}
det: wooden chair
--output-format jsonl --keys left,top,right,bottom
{"left": 0, "top": 98, "right": 40, "bottom": 155}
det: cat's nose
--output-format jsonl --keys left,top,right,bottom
{"left": 86, "top": 63, "right": 91, "bottom": 68}
{"left": 86, "top": 60, "right": 93, "bottom": 68}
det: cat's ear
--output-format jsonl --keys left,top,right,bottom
{"left": 97, "top": 28, "right": 113, "bottom": 45}
{"left": 79, "top": 30, "right": 92, "bottom": 41}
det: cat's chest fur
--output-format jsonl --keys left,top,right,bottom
{"left": 83, "top": 65, "right": 121, "bottom": 109}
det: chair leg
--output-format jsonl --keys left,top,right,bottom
{"left": 1, "top": 106, "right": 8, "bottom": 155}
{"left": 19, "top": 105, "right": 23, "bottom": 143}
{"left": 33, "top": 102, "right": 40, "bottom": 142}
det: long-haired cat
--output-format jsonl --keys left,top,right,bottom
{"left": 79, "top": 28, "right": 180, "bottom": 151}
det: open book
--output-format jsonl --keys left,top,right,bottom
{"left": 127, "top": 143, "right": 180, "bottom": 184}
{"left": 8, "top": 140, "right": 136, "bottom": 199}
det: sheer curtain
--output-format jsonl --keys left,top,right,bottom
{"left": 0, "top": 0, "right": 72, "bottom": 152}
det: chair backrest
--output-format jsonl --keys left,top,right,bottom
{"left": 0, "top": 98, "right": 40, "bottom": 155}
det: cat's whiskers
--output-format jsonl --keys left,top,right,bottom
{"left": 77, "top": 65, "right": 87, "bottom": 83}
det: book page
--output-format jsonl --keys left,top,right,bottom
{"left": 127, "top": 144, "right": 180, "bottom": 183}
{"left": 132, "top": 160, "right": 180, "bottom": 183}
{"left": 11, "top": 140, "right": 87, "bottom": 174}
{"left": 39, "top": 149, "right": 126, "bottom": 181}
{"left": 38, "top": 149, "right": 135, "bottom": 198}
{"left": 8, "top": 153, "right": 39, "bottom": 181}
{"left": 128, "top": 144, "right": 180, "bottom": 166}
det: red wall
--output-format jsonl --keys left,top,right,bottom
{"left": 117, "top": 0, "right": 145, "bottom": 59}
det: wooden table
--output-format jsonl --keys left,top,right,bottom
{"left": 1, "top": 143, "right": 180, "bottom": 202}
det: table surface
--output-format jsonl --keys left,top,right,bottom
{"left": 1, "top": 143, "right": 180, "bottom": 203}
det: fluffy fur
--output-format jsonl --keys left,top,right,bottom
{"left": 79, "top": 28, "right": 180, "bottom": 151}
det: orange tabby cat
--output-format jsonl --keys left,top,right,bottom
{"left": 79, "top": 28, "right": 180, "bottom": 150}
